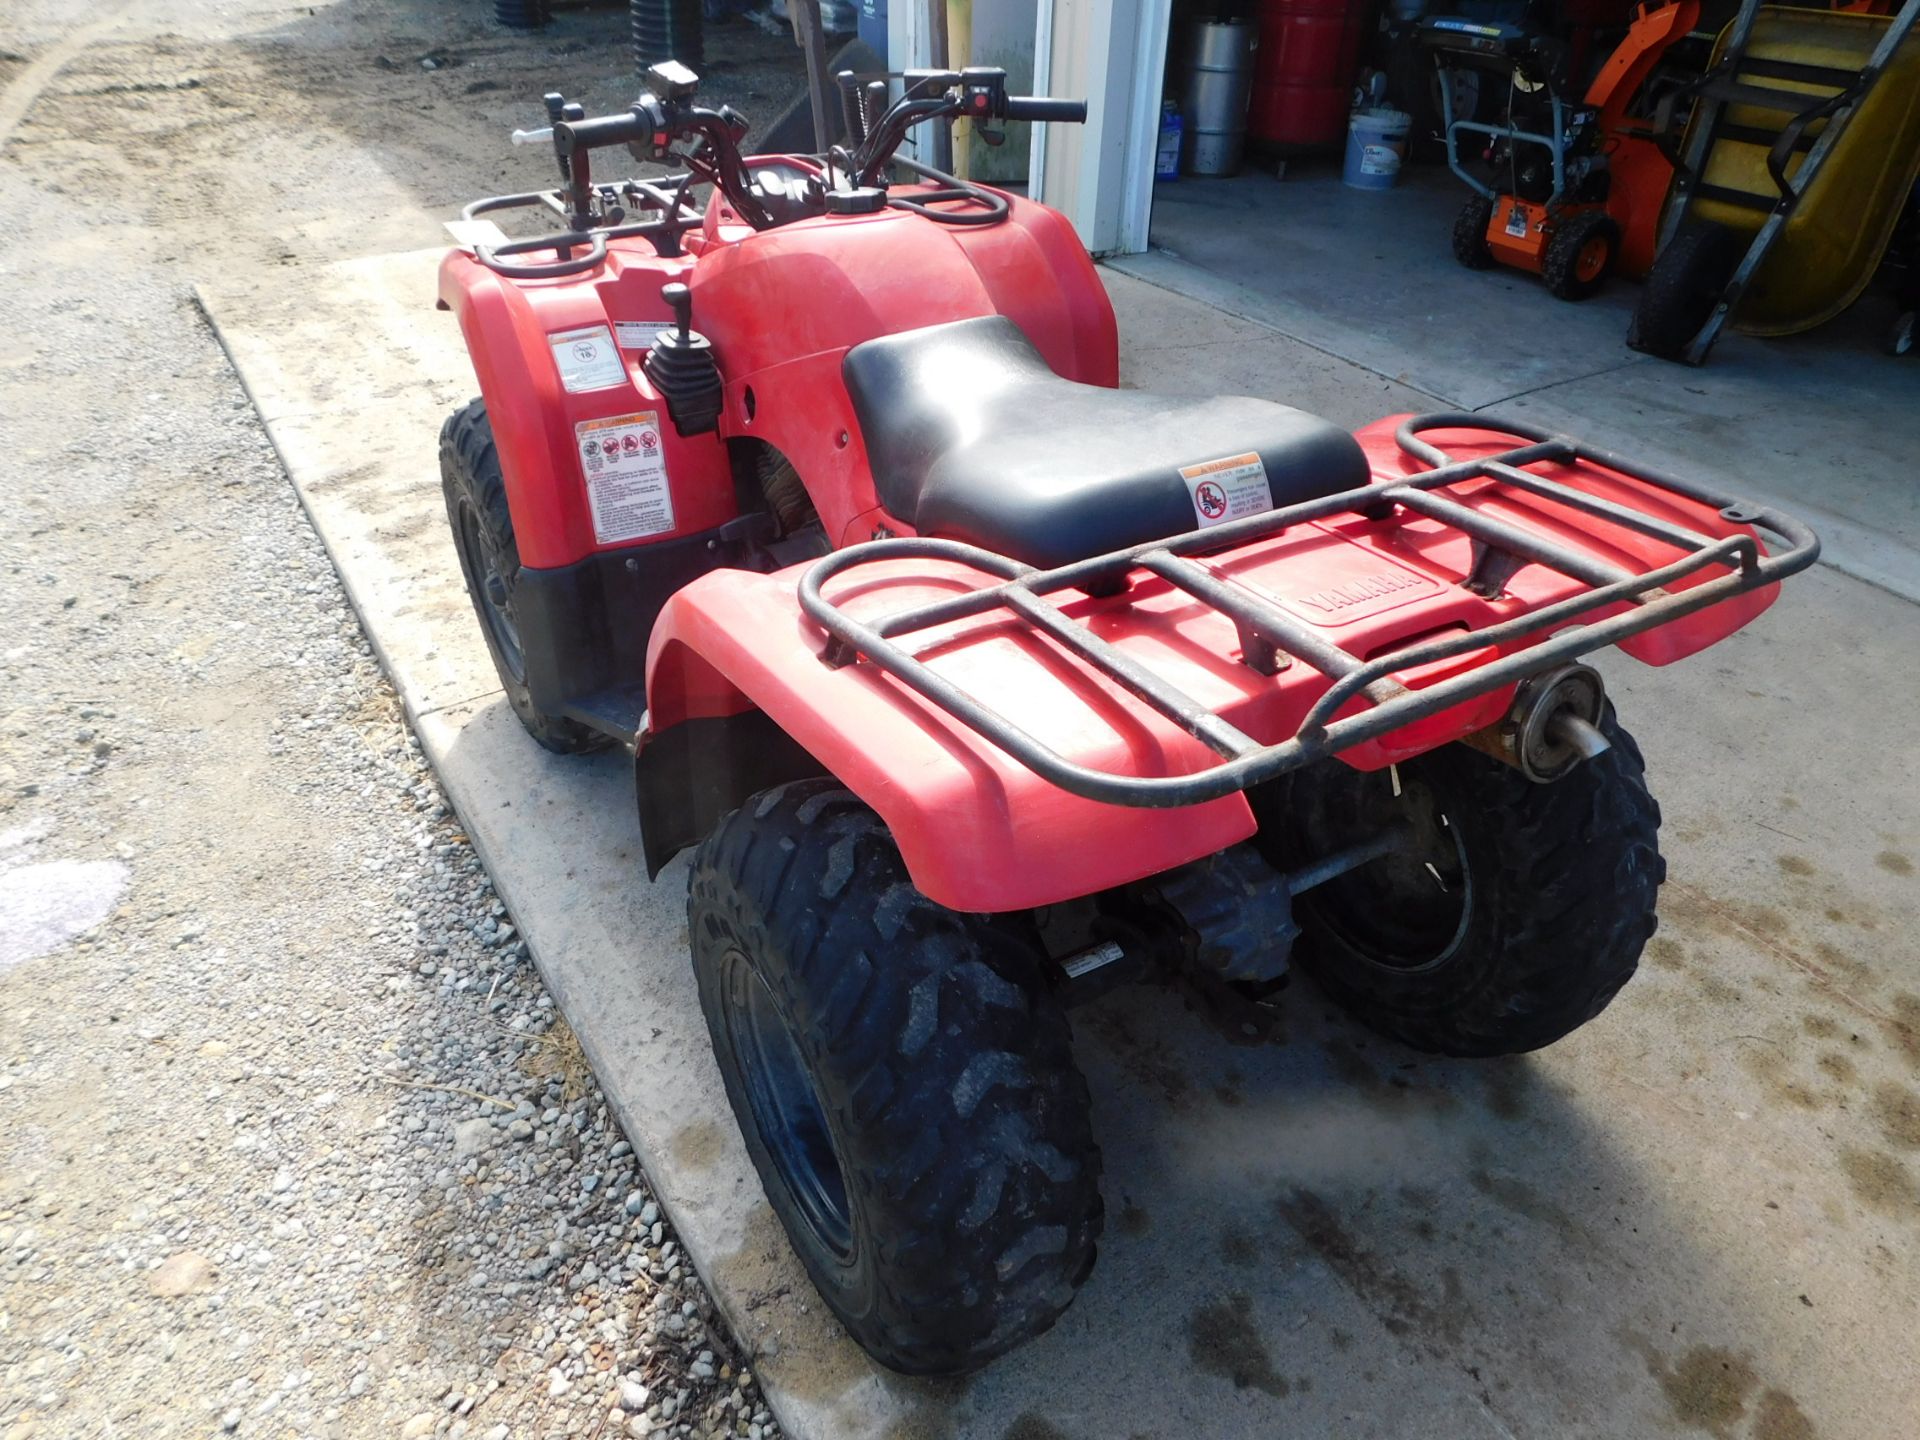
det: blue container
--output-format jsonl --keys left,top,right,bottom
{"left": 857, "top": 0, "right": 886, "bottom": 57}
{"left": 1156, "top": 104, "right": 1183, "bottom": 181}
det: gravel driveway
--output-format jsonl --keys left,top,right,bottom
{"left": 0, "top": 1, "right": 805, "bottom": 1437}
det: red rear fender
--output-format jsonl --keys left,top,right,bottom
{"left": 639, "top": 569, "right": 1256, "bottom": 913}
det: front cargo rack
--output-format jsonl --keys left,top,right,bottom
{"left": 797, "top": 414, "right": 1820, "bottom": 808}
{"left": 462, "top": 173, "right": 706, "bottom": 277}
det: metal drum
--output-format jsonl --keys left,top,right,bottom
{"left": 1249, "top": 0, "right": 1368, "bottom": 149}
{"left": 1182, "top": 19, "right": 1257, "bottom": 176}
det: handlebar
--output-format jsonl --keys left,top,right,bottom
{"left": 847, "top": 68, "right": 1086, "bottom": 187}
{"left": 1003, "top": 96, "right": 1088, "bottom": 124}
{"left": 509, "top": 64, "right": 1085, "bottom": 243}
{"left": 554, "top": 111, "right": 652, "bottom": 155}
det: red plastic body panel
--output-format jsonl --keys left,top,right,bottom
{"left": 438, "top": 172, "right": 1117, "bottom": 565}
{"left": 643, "top": 417, "right": 1777, "bottom": 912}
{"left": 439, "top": 247, "right": 738, "bottom": 569}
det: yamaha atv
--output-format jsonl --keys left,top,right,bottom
{"left": 436, "top": 60, "right": 1817, "bottom": 1375}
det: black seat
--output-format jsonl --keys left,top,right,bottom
{"left": 842, "top": 316, "right": 1369, "bottom": 571}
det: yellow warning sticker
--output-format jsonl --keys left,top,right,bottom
{"left": 1178, "top": 451, "right": 1272, "bottom": 528}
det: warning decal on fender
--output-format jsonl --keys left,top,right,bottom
{"left": 613, "top": 320, "right": 667, "bottom": 351}
{"left": 576, "top": 412, "right": 675, "bottom": 544}
{"left": 1179, "top": 452, "right": 1272, "bottom": 529}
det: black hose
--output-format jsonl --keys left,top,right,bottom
{"left": 495, "top": 0, "right": 550, "bottom": 29}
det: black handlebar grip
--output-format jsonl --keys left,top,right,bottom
{"left": 553, "top": 109, "right": 649, "bottom": 155}
{"left": 1003, "top": 96, "right": 1089, "bottom": 124}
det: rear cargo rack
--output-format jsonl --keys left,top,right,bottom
{"left": 797, "top": 414, "right": 1819, "bottom": 808}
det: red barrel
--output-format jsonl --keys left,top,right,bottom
{"left": 1248, "top": 0, "right": 1369, "bottom": 149}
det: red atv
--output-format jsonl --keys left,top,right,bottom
{"left": 437, "top": 62, "right": 1817, "bottom": 1376}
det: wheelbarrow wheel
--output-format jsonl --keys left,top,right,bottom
{"left": 1630, "top": 222, "right": 1741, "bottom": 359}
{"left": 1452, "top": 195, "right": 1497, "bottom": 270}
{"left": 688, "top": 779, "right": 1103, "bottom": 1375}
{"left": 1250, "top": 704, "right": 1662, "bottom": 1057}
{"left": 439, "top": 399, "right": 605, "bottom": 755}
{"left": 1543, "top": 211, "right": 1619, "bottom": 301}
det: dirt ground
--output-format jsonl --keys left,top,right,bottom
{"left": 0, "top": 2, "right": 805, "bottom": 1438}
{"left": 11, "top": 0, "right": 805, "bottom": 270}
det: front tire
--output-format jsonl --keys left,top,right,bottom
{"left": 1543, "top": 210, "right": 1619, "bottom": 301}
{"left": 1250, "top": 706, "right": 1662, "bottom": 1057}
{"left": 1452, "top": 195, "right": 1497, "bottom": 270}
{"left": 688, "top": 780, "right": 1103, "bottom": 1375}
{"left": 439, "top": 399, "right": 604, "bottom": 755}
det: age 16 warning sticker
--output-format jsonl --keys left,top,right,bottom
{"left": 577, "top": 412, "right": 675, "bottom": 544}
{"left": 1179, "top": 452, "right": 1273, "bottom": 528}
{"left": 547, "top": 325, "right": 627, "bottom": 394}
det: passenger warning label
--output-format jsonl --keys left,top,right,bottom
{"left": 1179, "top": 452, "right": 1273, "bottom": 529}
{"left": 576, "top": 412, "right": 675, "bottom": 544}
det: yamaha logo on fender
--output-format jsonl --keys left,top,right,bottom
{"left": 1293, "top": 570, "right": 1427, "bottom": 614}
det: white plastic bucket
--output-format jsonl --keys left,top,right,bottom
{"left": 1343, "top": 107, "right": 1411, "bottom": 191}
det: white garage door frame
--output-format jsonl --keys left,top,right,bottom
{"left": 1029, "top": 0, "right": 1170, "bottom": 255}
{"left": 889, "top": 0, "right": 1167, "bottom": 256}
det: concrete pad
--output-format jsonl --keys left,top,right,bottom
{"left": 1112, "top": 168, "right": 1650, "bottom": 410}
{"left": 1108, "top": 267, "right": 1449, "bottom": 422}
{"left": 203, "top": 246, "right": 1920, "bottom": 1440}
{"left": 1118, "top": 167, "right": 1920, "bottom": 598}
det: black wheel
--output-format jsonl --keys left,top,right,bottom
{"left": 1542, "top": 210, "right": 1620, "bottom": 301}
{"left": 688, "top": 780, "right": 1103, "bottom": 1375}
{"left": 439, "top": 399, "right": 604, "bottom": 755}
{"left": 1452, "top": 195, "right": 1497, "bottom": 270}
{"left": 1249, "top": 705, "right": 1662, "bottom": 1057}
{"left": 494, "top": 0, "right": 551, "bottom": 29}
{"left": 1886, "top": 310, "right": 1916, "bottom": 357}
{"left": 1630, "top": 222, "right": 1742, "bottom": 360}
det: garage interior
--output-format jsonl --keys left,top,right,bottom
{"left": 1004, "top": 0, "right": 1920, "bottom": 580}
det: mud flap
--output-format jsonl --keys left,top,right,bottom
{"left": 634, "top": 711, "right": 826, "bottom": 879}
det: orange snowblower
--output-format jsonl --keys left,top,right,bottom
{"left": 1425, "top": 0, "right": 1700, "bottom": 299}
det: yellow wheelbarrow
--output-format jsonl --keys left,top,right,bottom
{"left": 1627, "top": 0, "right": 1920, "bottom": 362}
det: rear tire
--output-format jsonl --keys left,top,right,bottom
{"left": 439, "top": 399, "right": 604, "bottom": 755}
{"left": 688, "top": 780, "right": 1103, "bottom": 1375}
{"left": 1543, "top": 210, "right": 1619, "bottom": 301}
{"left": 1250, "top": 705, "right": 1662, "bottom": 1057}
{"left": 1630, "top": 222, "right": 1742, "bottom": 359}
{"left": 1452, "top": 195, "right": 1497, "bottom": 270}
